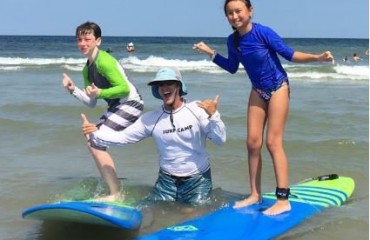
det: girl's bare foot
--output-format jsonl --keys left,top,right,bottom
{"left": 263, "top": 200, "right": 291, "bottom": 215}
{"left": 233, "top": 195, "right": 261, "bottom": 208}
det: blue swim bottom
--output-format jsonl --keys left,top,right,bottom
{"left": 254, "top": 79, "right": 290, "bottom": 102}
{"left": 146, "top": 168, "right": 212, "bottom": 206}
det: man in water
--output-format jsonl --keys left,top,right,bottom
{"left": 82, "top": 67, "right": 226, "bottom": 205}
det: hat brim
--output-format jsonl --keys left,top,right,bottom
{"left": 147, "top": 79, "right": 178, "bottom": 86}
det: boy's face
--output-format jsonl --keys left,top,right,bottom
{"left": 76, "top": 30, "right": 101, "bottom": 56}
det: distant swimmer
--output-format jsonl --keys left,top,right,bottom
{"left": 126, "top": 42, "right": 135, "bottom": 53}
{"left": 343, "top": 56, "right": 349, "bottom": 64}
{"left": 352, "top": 53, "right": 361, "bottom": 63}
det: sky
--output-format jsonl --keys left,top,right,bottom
{"left": 1, "top": 0, "right": 369, "bottom": 39}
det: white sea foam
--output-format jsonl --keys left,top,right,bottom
{"left": 0, "top": 57, "right": 85, "bottom": 66}
{"left": 0, "top": 66, "right": 22, "bottom": 71}
{"left": 1, "top": 56, "right": 369, "bottom": 81}
{"left": 334, "top": 65, "right": 369, "bottom": 78}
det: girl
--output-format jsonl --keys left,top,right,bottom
{"left": 193, "top": 0, "right": 333, "bottom": 215}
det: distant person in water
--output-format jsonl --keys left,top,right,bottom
{"left": 343, "top": 56, "right": 349, "bottom": 64}
{"left": 126, "top": 42, "right": 135, "bottom": 53}
{"left": 352, "top": 53, "right": 361, "bottom": 63}
{"left": 62, "top": 21, "right": 144, "bottom": 202}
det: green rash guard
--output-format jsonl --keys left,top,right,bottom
{"left": 82, "top": 50, "right": 140, "bottom": 107}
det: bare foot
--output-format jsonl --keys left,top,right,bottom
{"left": 263, "top": 200, "right": 291, "bottom": 215}
{"left": 233, "top": 195, "right": 261, "bottom": 209}
{"left": 94, "top": 193, "right": 124, "bottom": 202}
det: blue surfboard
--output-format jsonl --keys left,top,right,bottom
{"left": 135, "top": 175, "right": 355, "bottom": 240}
{"left": 22, "top": 200, "right": 143, "bottom": 230}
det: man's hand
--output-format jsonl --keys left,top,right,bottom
{"left": 197, "top": 95, "right": 220, "bottom": 117}
{"left": 81, "top": 113, "right": 97, "bottom": 136}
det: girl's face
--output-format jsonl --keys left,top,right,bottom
{"left": 225, "top": 0, "right": 253, "bottom": 34}
{"left": 76, "top": 31, "right": 101, "bottom": 57}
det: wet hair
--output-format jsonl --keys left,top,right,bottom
{"left": 223, "top": 0, "right": 253, "bottom": 52}
{"left": 223, "top": 0, "right": 252, "bottom": 16}
{"left": 75, "top": 21, "right": 102, "bottom": 39}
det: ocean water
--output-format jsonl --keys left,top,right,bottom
{"left": 0, "top": 36, "right": 368, "bottom": 240}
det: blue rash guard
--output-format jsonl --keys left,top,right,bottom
{"left": 213, "top": 23, "right": 295, "bottom": 100}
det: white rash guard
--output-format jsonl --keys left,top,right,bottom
{"left": 90, "top": 100, "right": 226, "bottom": 177}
